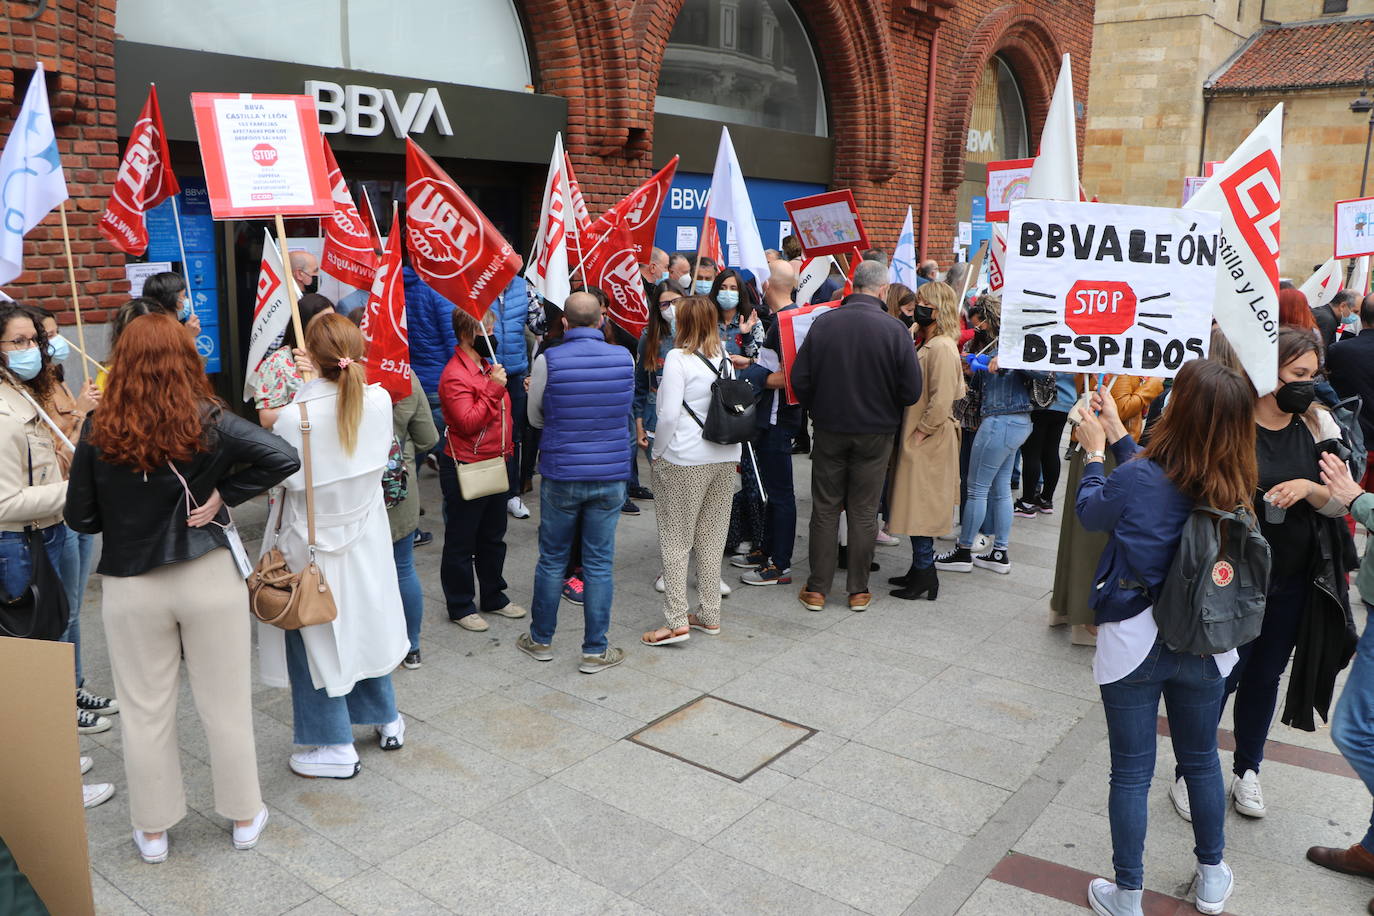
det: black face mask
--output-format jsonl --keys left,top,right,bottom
{"left": 914, "top": 306, "right": 936, "bottom": 328}
{"left": 473, "top": 336, "right": 495, "bottom": 360}
{"left": 302, "top": 276, "right": 319, "bottom": 296}
{"left": 898, "top": 312, "right": 916, "bottom": 328}
{"left": 1274, "top": 379, "right": 1316, "bottom": 415}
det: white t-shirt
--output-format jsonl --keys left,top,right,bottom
{"left": 652, "top": 348, "right": 743, "bottom": 467}
{"left": 1093, "top": 607, "right": 1239, "bottom": 686}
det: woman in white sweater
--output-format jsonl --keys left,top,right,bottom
{"left": 643, "top": 296, "right": 742, "bottom": 646}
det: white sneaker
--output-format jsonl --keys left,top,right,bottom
{"left": 875, "top": 530, "right": 900, "bottom": 546}
{"left": 971, "top": 532, "right": 993, "bottom": 555}
{"left": 79, "top": 755, "right": 93, "bottom": 775}
{"left": 133, "top": 830, "right": 168, "bottom": 864}
{"left": 1193, "top": 861, "right": 1234, "bottom": 915}
{"left": 1168, "top": 775, "right": 1192, "bottom": 822}
{"left": 377, "top": 714, "right": 405, "bottom": 751}
{"left": 289, "top": 744, "right": 361, "bottom": 779}
{"left": 232, "top": 807, "right": 269, "bottom": 850}
{"left": 1230, "top": 769, "right": 1266, "bottom": 817}
{"left": 506, "top": 496, "right": 530, "bottom": 519}
{"left": 653, "top": 574, "right": 731, "bottom": 596}
{"left": 83, "top": 783, "right": 114, "bottom": 809}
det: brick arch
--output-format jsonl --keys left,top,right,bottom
{"left": 938, "top": 3, "right": 1064, "bottom": 191}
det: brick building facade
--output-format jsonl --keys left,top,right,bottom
{"left": 0, "top": 0, "right": 1093, "bottom": 377}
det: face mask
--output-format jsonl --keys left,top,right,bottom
{"left": 914, "top": 306, "right": 936, "bottom": 327}
{"left": 899, "top": 312, "right": 915, "bottom": 328}
{"left": 694, "top": 279, "right": 713, "bottom": 296}
{"left": 473, "top": 336, "right": 495, "bottom": 360}
{"left": 660, "top": 304, "right": 676, "bottom": 324}
{"left": 1274, "top": 379, "right": 1316, "bottom": 415}
{"left": 302, "top": 276, "right": 319, "bottom": 296}
{"left": 677, "top": 273, "right": 691, "bottom": 292}
{"left": 1343, "top": 313, "right": 1360, "bottom": 330}
{"left": 659, "top": 272, "right": 669, "bottom": 284}
{"left": 7, "top": 347, "right": 42, "bottom": 381}
{"left": 717, "top": 290, "right": 739, "bottom": 309}
{"left": 177, "top": 297, "right": 193, "bottom": 322}
{"left": 46, "top": 334, "right": 69, "bottom": 362}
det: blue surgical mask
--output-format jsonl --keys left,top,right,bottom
{"left": 177, "top": 297, "right": 192, "bottom": 322}
{"left": 717, "top": 290, "right": 740, "bottom": 309}
{"left": 46, "top": 334, "right": 70, "bottom": 362}
{"left": 7, "top": 347, "right": 42, "bottom": 381}
{"left": 659, "top": 272, "right": 669, "bottom": 284}
{"left": 1343, "top": 312, "right": 1360, "bottom": 330}
{"left": 694, "top": 279, "right": 713, "bottom": 296}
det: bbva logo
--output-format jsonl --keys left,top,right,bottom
{"left": 307, "top": 80, "right": 454, "bottom": 140}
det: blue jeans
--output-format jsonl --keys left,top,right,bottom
{"left": 392, "top": 531, "right": 424, "bottom": 653}
{"left": 0, "top": 523, "right": 68, "bottom": 647}
{"left": 529, "top": 478, "right": 625, "bottom": 655}
{"left": 57, "top": 528, "right": 95, "bottom": 686}
{"left": 756, "top": 425, "right": 796, "bottom": 571}
{"left": 1333, "top": 604, "right": 1374, "bottom": 852}
{"left": 1100, "top": 640, "right": 1226, "bottom": 890}
{"left": 908, "top": 536, "right": 934, "bottom": 571}
{"left": 284, "top": 628, "right": 398, "bottom": 746}
{"left": 959, "top": 414, "right": 1032, "bottom": 550}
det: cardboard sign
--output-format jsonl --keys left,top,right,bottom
{"left": 1335, "top": 196, "right": 1374, "bottom": 259}
{"left": 777, "top": 300, "right": 838, "bottom": 403}
{"left": 783, "top": 190, "right": 869, "bottom": 257}
{"left": 1000, "top": 199, "right": 1220, "bottom": 377}
{"left": 985, "top": 158, "right": 1035, "bottom": 222}
{"left": 190, "top": 93, "right": 333, "bottom": 219}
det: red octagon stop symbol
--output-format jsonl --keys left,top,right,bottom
{"left": 252, "top": 143, "right": 279, "bottom": 167}
{"left": 1065, "top": 280, "right": 1137, "bottom": 335}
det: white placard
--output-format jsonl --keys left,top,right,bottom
{"left": 124, "top": 260, "right": 173, "bottom": 297}
{"left": 675, "top": 225, "right": 697, "bottom": 251}
{"left": 778, "top": 221, "right": 792, "bottom": 248}
{"left": 1181, "top": 176, "right": 1208, "bottom": 205}
{"left": 957, "top": 222, "right": 973, "bottom": 246}
{"left": 999, "top": 199, "right": 1221, "bottom": 377}
{"left": 1335, "top": 196, "right": 1374, "bottom": 259}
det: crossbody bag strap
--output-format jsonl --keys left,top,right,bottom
{"left": 682, "top": 350, "right": 724, "bottom": 429}
{"left": 298, "top": 401, "right": 317, "bottom": 550}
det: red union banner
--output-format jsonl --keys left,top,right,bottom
{"left": 404, "top": 138, "right": 521, "bottom": 318}
{"left": 360, "top": 207, "right": 411, "bottom": 403}
{"left": 319, "top": 137, "right": 378, "bottom": 290}
{"left": 98, "top": 85, "right": 180, "bottom": 255}
{"left": 582, "top": 220, "right": 649, "bottom": 337}
{"left": 589, "top": 157, "right": 678, "bottom": 263}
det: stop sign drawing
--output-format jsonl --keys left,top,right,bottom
{"left": 252, "top": 143, "right": 278, "bottom": 167}
{"left": 1065, "top": 280, "right": 1137, "bottom": 335}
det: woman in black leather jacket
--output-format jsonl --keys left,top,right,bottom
{"left": 64, "top": 314, "right": 299, "bottom": 865}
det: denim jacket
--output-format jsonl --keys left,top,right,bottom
{"left": 634, "top": 330, "right": 675, "bottom": 433}
{"left": 978, "top": 353, "right": 1049, "bottom": 418}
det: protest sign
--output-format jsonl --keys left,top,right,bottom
{"left": 985, "top": 158, "right": 1034, "bottom": 222}
{"left": 784, "top": 190, "right": 869, "bottom": 257}
{"left": 190, "top": 93, "right": 333, "bottom": 219}
{"left": 777, "top": 301, "right": 837, "bottom": 403}
{"left": 999, "top": 199, "right": 1220, "bottom": 377}
{"left": 124, "top": 260, "right": 172, "bottom": 297}
{"left": 1334, "top": 196, "right": 1374, "bottom": 259}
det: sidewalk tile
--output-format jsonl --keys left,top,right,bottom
{"left": 631, "top": 846, "right": 865, "bottom": 915}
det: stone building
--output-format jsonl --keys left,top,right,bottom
{"left": 1085, "top": 0, "right": 1374, "bottom": 279}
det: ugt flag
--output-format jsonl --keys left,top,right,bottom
{"left": 242, "top": 229, "right": 294, "bottom": 402}
{"left": 360, "top": 206, "right": 411, "bottom": 403}
{"left": 319, "top": 137, "right": 378, "bottom": 291}
{"left": 0, "top": 63, "right": 68, "bottom": 285}
{"left": 98, "top": 84, "right": 179, "bottom": 256}
{"left": 589, "top": 156, "right": 679, "bottom": 264}
{"left": 405, "top": 138, "right": 521, "bottom": 318}
{"left": 582, "top": 217, "right": 650, "bottom": 337}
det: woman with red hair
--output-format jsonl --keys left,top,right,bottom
{"left": 1278, "top": 287, "right": 1318, "bottom": 333}
{"left": 65, "top": 314, "right": 299, "bottom": 864}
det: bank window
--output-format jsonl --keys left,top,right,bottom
{"left": 966, "top": 55, "right": 1029, "bottom": 166}
{"left": 656, "top": 0, "right": 828, "bottom": 137}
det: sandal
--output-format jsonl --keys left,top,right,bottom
{"left": 642, "top": 625, "right": 690, "bottom": 646}
{"left": 687, "top": 615, "right": 720, "bottom": 636}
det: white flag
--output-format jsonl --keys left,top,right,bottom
{"left": 890, "top": 206, "right": 916, "bottom": 288}
{"left": 1026, "top": 54, "right": 1079, "bottom": 202}
{"left": 707, "top": 127, "right": 768, "bottom": 285}
{"left": 527, "top": 133, "right": 573, "bottom": 307}
{"left": 1351, "top": 255, "right": 1371, "bottom": 298}
{"left": 243, "top": 229, "right": 296, "bottom": 402}
{"left": 796, "top": 255, "right": 836, "bottom": 306}
{"left": 1299, "top": 257, "right": 1342, "bottom": 309}
{"left": 987, "top": 223, "right": 1008, "bottom": 292}
{"left": 0, "top": 63, "right": 68, "bottom": 286}
{"left": 1186, "top": 104, "right": 1282, "bottom": 395}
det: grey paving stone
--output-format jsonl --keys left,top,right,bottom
{"left": 857, "top": 706, "right": 1048, "bottom": 792}
{"left": 770, "top": 778, "right": 968, "bottom": 865}
{"left": 710, "top": 666, "right": 889, "bottom": 739}
{"left": 906, "top": 665, "right": 1089, "bottom": 754}
{"left": 764, "top": 730, "right": 849, "bottom": 778}
{"left": 953, "top": 879, "right": 1085, "bottom": 915}
{"left": 90, "top": 869, "right": 149, "bottom": 915}
{"left": 283, "top": 896, "right": 353, "bottom": 916}
{"left": 324, "top": 868, "right": 452, "bottom": 915}
{"left": 760, "top": 632, "right": 945, "bottom": 707}
{"left": 426, "top": 691, "right": 617, "bottom": 777}
{"left": 630, "top": 695, "right": 812, "bottom": 781}
{"left": 631, "top": 845, "right": 865, "bottom": 916}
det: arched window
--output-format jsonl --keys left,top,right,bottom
{"left": 966, "top": 55, "right": 1029, "bottom": 166}
{"left": 655, "top": 0, "right": 828, "bottom": 137}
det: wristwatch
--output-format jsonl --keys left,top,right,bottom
{"left": 1086, "top": 450, "right": 1106, "bottom": 462}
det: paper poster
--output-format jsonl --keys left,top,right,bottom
{"left": 985, "top": 158, "right": 1035, "bottom": 222}
{"left": 1181, "top": 176, "right": 1208, "bottom": 206}
{"left": 676, "top": 225, "right": 697, "bottom": 251}
{"left": 957, "top": 222, "right": 973, "bottom": 246}
{"left": 777, "top": 301, "right": 837, "bottom": 403}
{"left": 783, "top": 190, "right": 870, "bottom": 257}
{"left": 124, "top": 260, "right": 173, "bottom": 296}
{"left": 190, "top": 93, "right": 333, "bottom": 219}
{"left": 999, "top": 199, "right": 1221, "bottom": 377}
{"left": 1335, "top": 196, "right": 1374, "bottom": 259}
{"left": 778, "top": 221, "right": 792, "bottom": 248}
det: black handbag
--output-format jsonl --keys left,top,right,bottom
{"left": 1028, "top": 372, "right": 1057, "bottom": 409}
{"left": 683, "top": 352, "right": 757, "bottom": 445}
{"left": 0, "top": 449, "right": 69, "bottom": 641}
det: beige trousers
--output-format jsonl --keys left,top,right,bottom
{"left": 653, "top": 459, "right": 736, "bottom": 629}
{"left": 101, "top": 548, "right": 262, "bottom": 831}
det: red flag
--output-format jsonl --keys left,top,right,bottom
{"left": 841, "top": 253, "right": 861, "bottom": 297}
{"left": 98, "top": 85, "right": 179, "bottom": 256}
{"left": 589, "top": 157, "right": 678, "bottom": 263}
{"left": 358, "top": 184, "right": 383, "bottom": 254}
{"left": 564, "top": 153, "right": 592, "bottom": 272}
{"left": 319, "top": 137, "right": 379, "bottom": 290}
{"left": 405, "top": 138, "right": 521, "bottom": 318}
{"left": 582, "top": 220, "right": 649, "bottom": 337}
{"left": 360, "top": 205, "right": 411, "bottom": 403}
{"left": 701, "top": 202, "right": 724, "bottom": 267}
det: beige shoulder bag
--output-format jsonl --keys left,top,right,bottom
{"left": 246, "top": 401, "right": 339, "bottom": 629}
{"left": 451, "top": 398, "right": 508, "bottom": 500}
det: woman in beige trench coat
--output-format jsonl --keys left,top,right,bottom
{"left": 887, "top": 281, "right": 965, "bottom": 601}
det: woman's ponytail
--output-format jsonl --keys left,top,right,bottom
{"left": 304, "top": 313, "right": 368, "bottom": 455}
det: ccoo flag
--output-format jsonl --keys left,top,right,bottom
{"left": 1298, "top": 257, "right": 1341, "bottom": 309}
{"left": 0, "top": 63, "right": 68, "bottom": 285}
{"left": 1186, "top": 104, "right": 1282, "bottom": 395}
{"left": 319, "top": 137, "right": 379, "bottom": 291}
{"left": 527, "top": 133, "right": 574, "bottom": 307}
{"left": 360, "top": 205, "right": 411, "bottom": 403}
{"left": 1026, "top": 54, "right": 1079, "bottom": 203}
{"left": 707, "top": 127, "right": 768, "bottom": 283}
{"left": 987, "top": 223, "right": 1008, "bottom": 292}
{"left": 242, "top": 229, "right": 295, "bottom": 402}
{"left": 405, "top": 138, "right": 521, "bottom": 318}
{"left": 590, "top": 156, "right": 679, "bottom": 264}
{"left": 796, "top": 255, "right": 836, "bottom": 306}
{"left": 99, "top": 84, "right": 179, "bottom": 256}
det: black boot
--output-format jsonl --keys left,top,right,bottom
{"left": 838, "top": 545, "right": 879, "bottom": 572}
{"left": 888, "top": 569, "right": 916, "bottom": 587}
{"left": 892, "top": 566, "right": 939, "bottom": 601}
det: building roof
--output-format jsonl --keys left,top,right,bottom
{"left": 1207, "top": 16, "right": 1374, "bottom": 94}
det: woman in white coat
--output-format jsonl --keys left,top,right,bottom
{"left": 258, "top": 314, "right": 409, "bottom": 779}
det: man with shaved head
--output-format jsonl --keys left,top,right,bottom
{"left": 289, "top": 249, "right": 320, "bottom": 296}
{"left": 521, "top": 291, "right": 636, "bottom": 673}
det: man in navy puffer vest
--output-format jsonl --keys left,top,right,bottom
{"left": 519, "top": 292, "right": 635, "bottom": 673}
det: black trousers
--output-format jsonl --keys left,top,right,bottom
{"left": 438, "top": 451, "right": 511, "bottom": 619}
{"left": 1020, "top": 409, "right": 1069, "bottom": 502}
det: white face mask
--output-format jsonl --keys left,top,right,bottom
{"left": 677, "top": 273, "right": 691, "bottom": 292}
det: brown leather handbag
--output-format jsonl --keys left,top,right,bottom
{"left": 247, "top": 401, "right": 338, "bottom": 629}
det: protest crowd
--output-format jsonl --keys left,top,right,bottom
{"left": 3, "top": 51, "right": 1374, "bottom": 916}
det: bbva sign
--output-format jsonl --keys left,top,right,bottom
{"left": 306, "top": 80, "right": 454, "bottom": 139}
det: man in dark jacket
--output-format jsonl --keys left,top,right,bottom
{"left": 791, "top": 259, "right": 922, "bottom": 611}
{"left": 520, "top": 292, "right": 635, "bottom": 674}
{"left": 1314, "top": 289, "right": 1359, "bottom": 349}
{"left": 1327, "top": 293, "right": 1374, "bottom": 482}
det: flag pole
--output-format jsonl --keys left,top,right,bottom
{"left": 273, "top": 212, "right": 304, "bottom": 351}
{"left": 170, "top": 194, "right": 194, "bottom": 320}
{"left": 56, "top": 202, "right": 91, "bottom": 386}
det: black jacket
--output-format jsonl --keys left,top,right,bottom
{"left": 65, "top": 406, "right": 300, "bottom": 577}
{"left": 791, "top": 294, "right": 922, "bottom": 435}
{"left": 1312, "top": 304, "right": 1338, "bottom": 349}
{"left": 1326, "top": 328, "right": 1374, "bottom": 444}
{"left": 1282, "top": 513, "right": 1359, "bottom": 732}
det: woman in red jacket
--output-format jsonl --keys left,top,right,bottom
{"left": 438, "top": 309, "right": 525, "bottom": 632}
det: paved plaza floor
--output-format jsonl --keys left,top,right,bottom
{"left": 78, "top": 457, "right": 1372, "bottom": 915}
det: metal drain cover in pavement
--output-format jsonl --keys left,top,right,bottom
{"left": 626, "top": 695, "right": 816, "bottom": 782}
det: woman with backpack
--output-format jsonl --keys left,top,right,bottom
{"left": 643, "top": 296, "right": 742, "bottom": 647}
{"left": 1074, "top": 358, "right": 1255, "bottom": 916}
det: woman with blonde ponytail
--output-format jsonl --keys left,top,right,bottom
{"left": 256, "top": 313, "right": 410, "bottom": 779}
